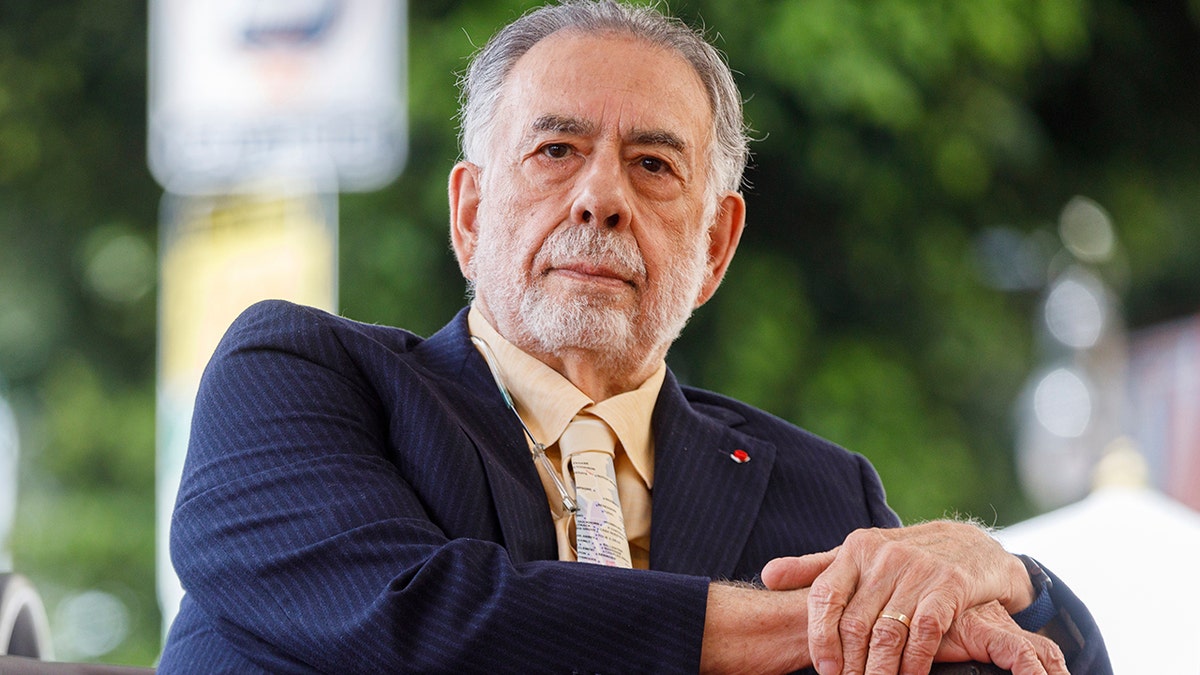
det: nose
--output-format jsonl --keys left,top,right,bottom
{"left": 570, "top": 151, "right": 631, "bottom": 229}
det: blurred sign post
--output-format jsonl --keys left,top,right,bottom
{"left": 148, "top": 0, "right": 407, "bottom": 636}
{"left": 0, "top": 390, "right": 17, "bottom": 571}
{"left": 149, "top": 0, "right": 407, "bottom": 195}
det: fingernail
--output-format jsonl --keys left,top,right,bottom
{"left": 816, "top": 660, "right": 838, "bottom": 675}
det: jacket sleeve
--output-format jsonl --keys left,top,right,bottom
{"left": 1043, "top": 566, "right": 1113, "bottom": 674}
{"left": 856, "top": 452, "right": 903, "bottom": 529}
{"left": 165, "top": 301, "right": 710, "bottom": 673}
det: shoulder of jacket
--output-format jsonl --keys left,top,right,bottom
{"left": 679, "top": 383, "right": 857, "bottom": 457}
{"left": 678, "top": 385, "right": 759, "bottom": 428}
{"left": 231, "top": 299, "right": 426, "bottom": 353}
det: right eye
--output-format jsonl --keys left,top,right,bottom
{"left": 542, "top": 143, "right": 572, "bottom": 159}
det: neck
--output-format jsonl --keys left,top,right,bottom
{"left": 530, "top": 346, "right": 663, "bottom": 401}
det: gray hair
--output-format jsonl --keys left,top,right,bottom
{"left": 458, "top": 0, "right": 750, "bottom": 194}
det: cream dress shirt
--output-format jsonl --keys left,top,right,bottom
{"left": 468, "top": 306, "right": 663, "bottom": 569}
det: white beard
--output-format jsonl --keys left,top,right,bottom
{"left": 469, "top": 221, "right": 709, "bottom": 367}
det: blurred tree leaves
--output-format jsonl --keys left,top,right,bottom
{"left": 2, "top": 0, "right": 1200, "bottom": 665}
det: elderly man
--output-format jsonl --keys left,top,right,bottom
{"left": 159, "top": 2, "right": 1110, "bottom": 673}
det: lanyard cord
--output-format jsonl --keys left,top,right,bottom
{"left": 470, "top": 335, "right": 580, "bottom": 515}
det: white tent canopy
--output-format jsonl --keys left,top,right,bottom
{"left": 997, "top": 481, "right": 1200, "bottom": 674}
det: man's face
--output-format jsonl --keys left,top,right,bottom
{"left": 453, "top": 31, "right": 741, "bottom": 371}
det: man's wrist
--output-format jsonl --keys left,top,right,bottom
{"left": 1009, "top": 554, "right": 1057, "bottom": 633}
{"left": 702, "top": 582, "right": 811, "bottom": 673}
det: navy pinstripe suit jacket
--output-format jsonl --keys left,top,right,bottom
{"left": 159, "top": 300, "right": 1108, "bottom": 673}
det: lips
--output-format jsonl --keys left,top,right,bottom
{"left": 536, "top": 224, "right": 646, "bottom": 288}
{"left": 548, "top": 260, "right": 636, "bottom": 288}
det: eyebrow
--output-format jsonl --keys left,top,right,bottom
{"left": 629, "top": 128, "right": 687, "bottom": 154}
{"left": 529, "top": 114, "right": 688, "bottom": 154}
{"left": 531, "top": 114, "right": 596, "bottom": 137}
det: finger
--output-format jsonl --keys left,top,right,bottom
{"left": 981, "top": 629, "right": 1050, "bottom": 675}
{"left": 897, "top": 591, "right": 956, "bottom": 675}
{"left": 832, "top": 560, "right": 907, "bottom": 674}
{"left": 760, "top": 549, "right": 838, "bottom": 590}
{"left": 948, "top": 603, "right": 1061, "bottom": 675}
{"left": 1030, "top": 633, "right": 1069, "bottom": 675}
{"left": 837, "top": 592, "right": 887, "bottom": 675}
{"left": 1032, "top": 629, "right": 1070, "bottom": 672}
{"left": 809, "top": 531, "right": 902, "bottom": 675}
{"left": 983, "top": 619, "right": 1067, "bottom": 675}
{"left": 826, "top": 570, "right": 900, "bottom": 674}
{"left": 862, "top": 604, "right": 909, "bottom": 675}
{"left": 805, "top": 557, "right": 860, "bottom": 675}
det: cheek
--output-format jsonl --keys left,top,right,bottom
{"left": 483, "top": 168, "right": 553, "bottom": 225}
{"left": 475, "top": 209, "right": 544, "bottom": 275}
{"left": 483, "top": 199, "right": 568, "bottom": 265}
{"left": 639, "top": 208, "right": 707, "bottom": 265}
{"left": 523, "top": 155, "right": 582, "bottom": 191}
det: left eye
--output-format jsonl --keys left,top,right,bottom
{"left": 543, "top": 144, "right": 571, "bottom": 159}
{"left": 639, "top": 157, "right": 667, "bottom": 173}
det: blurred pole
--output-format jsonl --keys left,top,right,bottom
{"left": 0, "top": 388, "right": 17, "bottom": 571}
{"left": 148, "top": 0, "right": 406, "bottom": 640}
{"left": 156, "top": 188, "right": 338, "bottom": 633}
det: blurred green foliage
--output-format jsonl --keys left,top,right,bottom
{"left": 2, "top": 0, "right": 1199, "bottom": 666}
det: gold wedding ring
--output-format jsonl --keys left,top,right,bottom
{"left": 879, "top": 610, "right": 912, "bottom": 628}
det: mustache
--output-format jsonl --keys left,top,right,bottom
{"left": 538, "top": 225, "right": 646, "bottom": 278}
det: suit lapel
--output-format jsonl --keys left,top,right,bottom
{"left": 415, "top": 310, "right": 558, "bottom": 563}
{"left": 650, "top": 373, "right": 776, "bottom": 578}
{"left": 414, "top": 313, "right": 777, "bottom": 576}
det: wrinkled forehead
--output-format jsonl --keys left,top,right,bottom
{"left": 494, "top": 30, "right": 714, "bottom": 149}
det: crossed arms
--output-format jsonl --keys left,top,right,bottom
{"left": 702, "top": 521, "right": 1083, "bottom": 674}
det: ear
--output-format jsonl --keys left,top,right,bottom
{"left": 694, "top": 191, "right": 746, "bottom": 308}
{"left": 448, "top": 161, "right": 483, "bottom": 279}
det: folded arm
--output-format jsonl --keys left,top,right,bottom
{"left": 757, "top": 520, "right": 1106, "bottom": 675}
{"left": 699, "top": 579, "right": 1066, "bottom": 675}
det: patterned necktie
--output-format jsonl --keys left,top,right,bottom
{"left": 557, "top": 415, "right": 633, "bottom": 568}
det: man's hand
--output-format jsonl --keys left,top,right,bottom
{"left": 760, "top": 521, "right": 1039, "bottom": 675}
{"left": 699, "top": 582, "right": 1064, "bottom": 675}
{"left": 934, "top": 602, "right": 1067, "bottom": 675}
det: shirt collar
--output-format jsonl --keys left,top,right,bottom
{"left": 467, "top": 305, "right": 664, "bottom": 486}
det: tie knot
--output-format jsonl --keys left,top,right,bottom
{"left": 558, "top": 415, "right": 617, "bottom": 460}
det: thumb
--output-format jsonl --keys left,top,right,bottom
{"left": 760, "top": 549, "right": 838, "bottom": 590}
